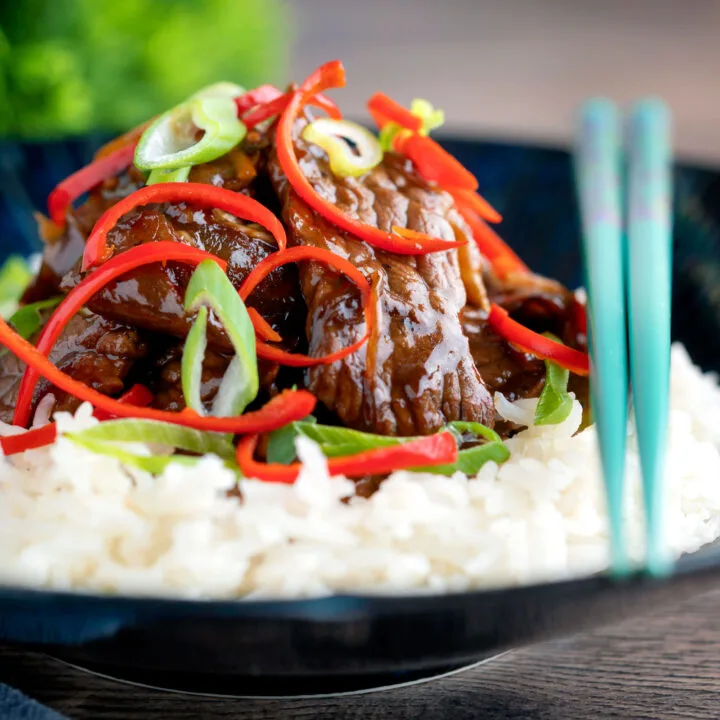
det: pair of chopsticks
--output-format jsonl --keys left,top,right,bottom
{"left": 574, "top": 99, "right": 673, "bottom": 578}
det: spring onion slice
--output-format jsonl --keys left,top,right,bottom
{"left": 266, "top": 415, "right": 315, "bottom": 464}
{"left": 69, "top": 435, "right": 197, "bottom": 474}
{"left": 9, "top": 296, "right": 62, "bottom": 339}
{"left": 68, "top": 418, "right": 235, "bottom": 457}
{"left": 191, "top": 82, "right": 246, "bottom": 101}
{"left": 417, "top": 421, "right": 509, "bottom": 475}
{"left": 0, "top": 256, "right": 34, "bottom": 318}
{"left": 279, "top": 419, "right": 509, "bottom": 475}
{"left": 181, "top": 305, "right": 208, "bottom": 415}
{"left": 135, "top": 94, "right": 246, "bottom": 172}
{"left": 183, "top": 260, "right": 258, "bottom": 416}
{"left": 534, "top": 335, "right": 574, "bottom": 426}
{"left": 410, "top": 98, "right": 445, "bottom": 135}
{"left": 146, "top": 166, "right": 191, "bottom": 185}
{"left": 301, "top": 118, "right": 383, "bottom": 177}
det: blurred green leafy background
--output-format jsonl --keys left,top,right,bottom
{"left": 0, "top": 0, "right": 290, "bottom": 138}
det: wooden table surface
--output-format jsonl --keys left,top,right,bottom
{"left": 2, "top": 589, "right": 719, "bottom": 719}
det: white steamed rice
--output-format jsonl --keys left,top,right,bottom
{"left": 1, "top": 343, "right": 719, "bottom": 599}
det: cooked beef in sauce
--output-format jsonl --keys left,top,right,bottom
{"left": 7, "top": 102, "right": 584, "bottom": 445}
{"left": 268, "top": 130, "right": 495, "bottom": 436}
{"left": 0, "top": 312, "right": 146, "bottom": 423}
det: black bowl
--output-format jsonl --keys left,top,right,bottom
{"left": 1, "top": 136, "right": 720, "bottom": 695}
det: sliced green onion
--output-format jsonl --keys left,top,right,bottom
{"left": 534, "top": 334, "right": 574, "bottom": 426}
{"left": 410, "top": 98, "right": 445, "bottom": 135}
{"left": 135, "top": 94, "right": 246, "bottom": 173}
{"left": 296, "top": 422, "right": 403, "bottom": 456}
{"left": 181, "top": 305, "right": 208, "bottom": 415}
{"left": 9, "top": 296, "right": 62, "bottom": 339}
{"left": 68, "top": 418, "right": 235, "bottom": 457}
{"left": 0, "top": 256, "right": 34, "bottom": 318}
{"left": 183, "top": 260, "right": 258, "bottom": 416}
{"left": 418, "top": 421, "right": 509, "bottom": 475}
{"left": 302, "top": 118, "right": 383, "bottom": 177}
{"left": 190, "top": 82, "right": 246, "bottom": 101}
{"left": 146, "top": 166, "right": 191, "bottom": 185}
{"left": 266, "top": 415, "right": 315, "bottom": 464}
{"left": 378, "top": 123, "right": 405, "bottom": 152}
{"left": 69, "top": 435, "right": 196, "bottom": 474}
{"left": 275, "top": 419, "right": 509, "bottom": 476}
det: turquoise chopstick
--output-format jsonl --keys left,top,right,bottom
{"left": 627, "top": 100, "right": 673, "bottom": 577}
{"left": 575, "top": 99, "right": 630, "bottom": 577}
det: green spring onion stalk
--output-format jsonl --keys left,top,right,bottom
{"left": 69, "top": 435, "right": 199, "bottom": 474}
{"left": 8, "top": 296, "right": 62, "bottom": 339}
{"left": 377, "top": 98, "right": 445, "bottom": 151}
{"left": 181, "top": 305, "right": 208, "bottom": 414}
{"left": 146, "top": 166, "right": 191, "bottom": 186}
{"left": 68, "top": 418, "right": 235, "bottom": 457}
{"left": 410, "top": 98, "right": 445, "bottom": 135}
{"left": 134, "top": 84, "right": 246, "bottom": 175}
{"left": 417, "top": 421, "right": 509, "bottom": 475}
{"left": 266, "top": 415, "right": 315, "bottom": 464}
{"left": 301, "top": 119, "right": 383, "bottom": 177}
{"left": 534, "top": 334, "right": 574, "bottom": 426}
{"left": 267, "top": 419, "right": 509, "bottom": 475}
{"left": 0, "top": 256, "right": 34, "bottom": 318}
{"left": 183, "top": 259, "right": 258, "bottom": 416}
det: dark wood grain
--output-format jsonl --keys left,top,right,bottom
{"left": 3, "top": 590, "right": 720, "bottom": 719}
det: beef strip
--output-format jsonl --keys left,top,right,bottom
{"left": 0, "top": 312, "right": 147, "bottom": 424}
{"left": 27, "top": 132, "right": 305, "bottom": 359}
{"left": 269, "top": 133, "right": 495, "bottom": 436}
{"left": 59, "top": 202, "right": 304, "bottom": 354}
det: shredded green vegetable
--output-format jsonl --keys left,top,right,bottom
{"left": 69, "top": 418, "right": 235, "bottom": 457}
{"left": 266, "top": 416, "right": 315, "bottom": 464}
{"left": 146, "top": 166, "right": 191, "bottom": 185}
{"left": 183, "top": 260, "right": 258, "bottom": 416}
{"left": 8, "top": 296, "right": 62, "bottom": 339}
{"left": 181, "top": 305, "right": 208, "bottom": 414}
{"left": 67, "top": 418, "right": 238, "bottom": 475}
{"left": 267, "top": 419, "right": 509, "bottom": 476}
{"left": 410, "top": 98, "right": 445, "bottom": 135}
{"left": 0, "top": 255, "right": 34, "bottom": 318}
{"left": 534, "top": 334, "right": 574, "bottom": 426}
{"left": 69, "top": 435, "right": 197, "bottom": 474}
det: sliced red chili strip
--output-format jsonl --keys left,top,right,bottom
{"left": 81, "top": 182, "right": 287, "bottom": 270}
{"left": 456, "top": 205, "right": 530, "bottom": 279}
{"left": 446, "top": 187, "right": 502, "bottom": 224}
{"left": 234, "top": 84, "right": 285, "bottom": 116}
{"left": 0, "top": 423, "right": 58, "bottom": 457}
{"left": 236, "top": 86, "right": 341, "bottom": 126}
{"left": 0, "top": 309, "right": 316, "bottom": 432}
{"left": 394, "top": 133, "right": 478, "bottom": 191}
{"left": 367, "top": 92, "right": 423, "bottom": 133}
{"left": 488, "top": 304, "right": 590, "bottom": 376}
{"left": 48, "top": 143, "right": 137, "bottom": 228}
{"left": 14, "top": 242, "right": 227, "bottom": 428}
{"left": 93, "top": 384, "right": 154, "bottom": 421}
{"left": 247, "top": 307, "right": 282, "bottom": 343}
{"left": 1, "top": 384, "right": 155, "bottom": 456}
{"left": 236, "top": 430, "right": 458, "bottom": 483}
{"left": 239, "top": 246, "right": 374, "bottom": 367}
{"left": 275, "top": 61, "right": 462, "bottom": 255}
